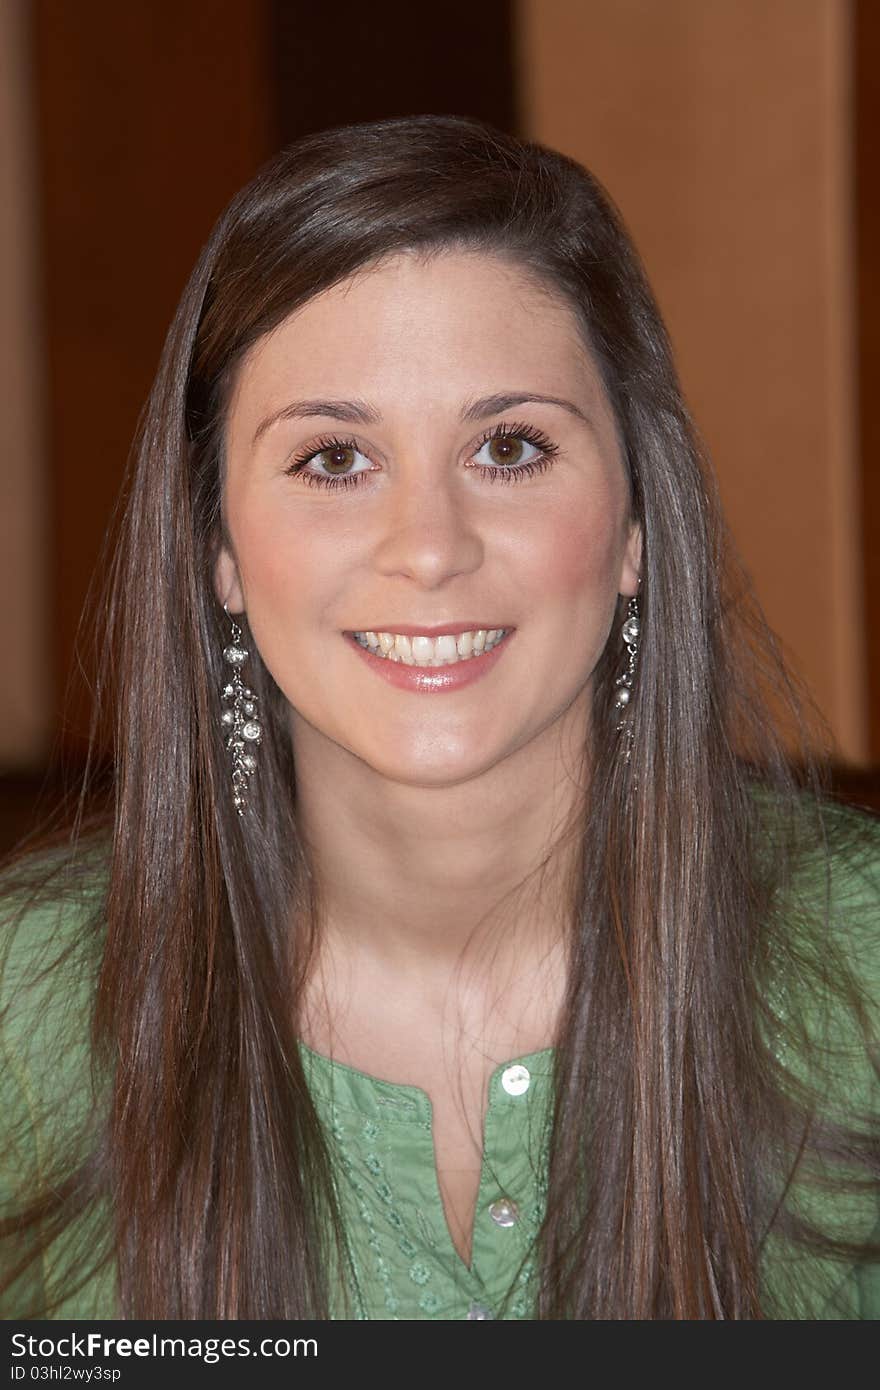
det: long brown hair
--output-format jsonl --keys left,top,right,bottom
{"left": 2, "top": 114, "right": 878, "bottom": 1319}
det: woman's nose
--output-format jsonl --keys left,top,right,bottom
{"left": 370, "top": 458, "right": 484, "bottom": 588}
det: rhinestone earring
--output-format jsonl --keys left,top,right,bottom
{"left": 613, "top": 593, "right": 640, "bottom": 763}
{"left": 220, "top": 605, "right": 262, "bottom": 815}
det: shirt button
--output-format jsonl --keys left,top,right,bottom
{"left": 466, "top": 1301, "right": 495, "bottom": 1319}
{"left": 488, "top": 1196, "right": 520, "bottom": 1227}
{"left": 501, "top": 1063, "right": 531, "bottom": 1096}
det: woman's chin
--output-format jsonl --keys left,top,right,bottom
{"left": 351, "top": 737, "right": 511, "bottom": 789}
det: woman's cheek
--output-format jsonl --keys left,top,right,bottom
{"left": 235, "top": 501, "right": 308, "bottom": 606}
{"left": 538, "top": 500, "right": 623, "bottom": 599}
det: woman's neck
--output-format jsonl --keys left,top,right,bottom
{"left": 288, "top": 702, "right": 587, "bottom": 976}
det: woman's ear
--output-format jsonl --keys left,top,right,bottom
{"left": 618, "top": 520, "right": 643, "bottom": 598}
{"left": 213, "top": 541, "right": 246, "bottom": 614}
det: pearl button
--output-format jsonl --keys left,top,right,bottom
{"left": 466, "top": 1301, "right": 494, "bottom": 1319}
{"left": 501, "top": 1063, "right": 531, "bottom": 1096}
{"left": 488, "top": 1196, "right": 519, "bottom": 1227}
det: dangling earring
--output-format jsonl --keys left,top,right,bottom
{"left": 613, "top": 590, "right": 640, "bottom": 763}
{"left": 220, "top": 605, "right": 262, "bottom": 815}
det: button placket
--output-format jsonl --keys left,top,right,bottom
{"left": 467, "top": 1053, "right": 550, "bottom": 1306}
{"left": 486, "top": 1064, "right": 531, "bottom": 1235}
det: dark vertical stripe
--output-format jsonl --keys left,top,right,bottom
{"left": 270, "top": 0, "right": 519, "bottom": 143}
{"left": 29, "top": 0, "right": 274, "bottom": 761}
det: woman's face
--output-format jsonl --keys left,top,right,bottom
{"left": 215, "top": 249, "right": 641, "bottom": 787}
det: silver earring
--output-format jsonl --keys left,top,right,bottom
{"left": 613, "top": 593, "right": 640, "bottom": 763}
{"left": 220, "top": 606, "right": 262, "bottom": 815}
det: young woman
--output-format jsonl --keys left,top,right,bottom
{"left": 1, "top": 114, "right": 878, "bottom": 1321}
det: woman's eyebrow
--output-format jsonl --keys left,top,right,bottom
{"left": 251, "top": 391, "right": 593, "bottom": 446}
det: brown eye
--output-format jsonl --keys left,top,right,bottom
{"left": 473, "top": 430, "right": 546, "bottom": 472}
{"left": 468, "top": 423, "right": 559, "bottom": 485}
{"left": 286, "top": 436, "right": 374, "bottom": 488}
{"left": 486, "top": 436, "right": 526, "bottom": 466}
{"left": 319, "top": 445, "right": 358, "bottom": 474}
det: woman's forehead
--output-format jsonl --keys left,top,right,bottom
{"left": 230, "top": 250, "right": 599, "bottom": 416}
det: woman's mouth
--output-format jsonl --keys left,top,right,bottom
{"left": 349, "top": 627, "right": 512, "bottom": 666}
{"left": 342, "top": 627, "right": 516, "bottom": 692}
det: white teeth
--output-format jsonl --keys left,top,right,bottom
{"left": 433, "top": 636, "right": 458, "bottom": 664}
{"left": 351, "top": 627, "right": 510, "bottom": 666}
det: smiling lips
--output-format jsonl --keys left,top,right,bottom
{"left": 351, "top": 627, "right": 511, "bottom": 667}
{"left": 343, "top": 626, "right": 515, "bottom": 692}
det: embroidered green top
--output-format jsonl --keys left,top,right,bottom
{"left": 2, "top": 802, "right": 879, "bottom": 1320}
{"left": 295, "top": 1040, "right": 554, "bottom": 1319}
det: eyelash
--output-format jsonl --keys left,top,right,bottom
{"left": 284, "top": 420, "right": 560, "bottom": 491}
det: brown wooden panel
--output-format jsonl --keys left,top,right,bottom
{"left": 855, "top": 0, "right": 880, "bottom": 760}
{"left": 30, "top": 0, "right": 273, "bottom": 760}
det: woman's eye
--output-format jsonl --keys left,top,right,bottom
{"left": 468, "top": 423, "right": 559, "bottom": 483}
{"left": 472, "top": 433, "right": 544, "bottom": 470}
{"left": 286, "top": 438, "right": 373, "bottom": 489}
{"left": 285, "top": 423, "right": 558, "bottom": 491}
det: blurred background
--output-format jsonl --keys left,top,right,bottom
{"left": 2, "top": 0, "right": 878, "bottom": 853}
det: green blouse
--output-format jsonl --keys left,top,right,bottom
{"left": 297, "top": 1040, "right": 555, "bottom": 1319}
{"left": 2, "top": 803, "right": 879, "bottom": 1320}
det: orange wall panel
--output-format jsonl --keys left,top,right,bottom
{"left": 517, "top": 0, "right": 867, "bottom": 763}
